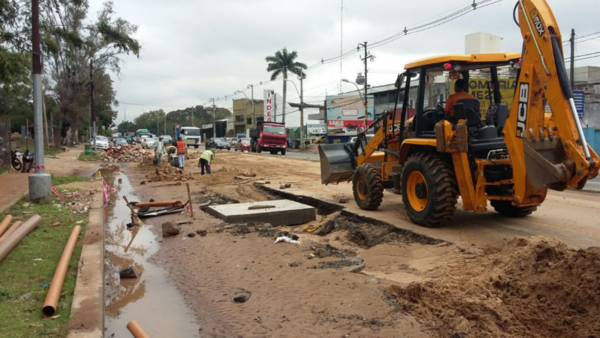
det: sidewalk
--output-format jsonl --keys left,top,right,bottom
{"left": 0, "top": 145, "right": 97, "bottom": 211}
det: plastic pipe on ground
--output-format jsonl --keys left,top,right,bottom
{"left": 42, "top": 225, "right": 81, "bottom": 318}
{"left": 0, "top": 215, "right": 13, "bottom": 236}
{"left": 0, "top": 215, "right": 41, "bottom": 263}
{"left": 0, "top": 221, "right": 23, "bottom": 244}
{"left": 127, "top": 320, "right": 150, "bottom": 338}
{"left": 131, "top": 201, "right": 182, "bottom": 208}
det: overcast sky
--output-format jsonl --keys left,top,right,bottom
{"left": 88, "top": 0, "right": 600, "bottom": 127}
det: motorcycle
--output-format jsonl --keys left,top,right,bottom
{"left": 11, "top": 150, "right": 22, "bottom": 171}
{"left": 21, "top": 149, "right": 35, "bottom": 173}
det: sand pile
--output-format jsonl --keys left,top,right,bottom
{"left": 385, "top": 236, "right": 600, "bottom": 338}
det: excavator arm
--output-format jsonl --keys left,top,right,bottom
{"left": 504, "top": 0, "right": 600, "bottom": 205}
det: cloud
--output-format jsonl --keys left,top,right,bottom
{"left": 87, "top": 0, "right": 600, "bottom": 126}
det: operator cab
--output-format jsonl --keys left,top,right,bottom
{"left": 401, "top": 53, "right": 521, "bottom": 158}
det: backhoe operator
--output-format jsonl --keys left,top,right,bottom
{"left": 444, "top": 79, "right": 474, "bottom": 116}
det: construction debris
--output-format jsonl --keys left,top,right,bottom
{"left": 101, "top": 145, "right": 153, "bottom": 163}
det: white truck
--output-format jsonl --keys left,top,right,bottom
{"left": 180, "top": 126, "right": 201, "bottom": 148}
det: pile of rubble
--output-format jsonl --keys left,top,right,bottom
{"left": 145, "top": 162, "right": 197, "bottom": 182}
{"left": 101, "top": 145, "right": 152, "bottom": 163}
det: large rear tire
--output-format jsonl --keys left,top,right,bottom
{"left": 256, "top": 145, "right": 262, "bottom": 153}
{"left": 352, "top": 164, "right": 383, "bottom": 210}
{"left": 402, "top": 153, "right": 458, "bottom": 227}
{"left": 490, "top": 200, "right": 537, "bottom": 217}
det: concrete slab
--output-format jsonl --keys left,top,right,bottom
{"left": 206, "top": 199, "right": 316, "bottom": 226}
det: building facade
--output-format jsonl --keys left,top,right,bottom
{"left": 230, "top": 98, "right": 264, "bottom": 136}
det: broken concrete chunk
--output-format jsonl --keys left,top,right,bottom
{"left": 339, "top": 198, "right": 350, "bottom": 204}
{"left": 348, "top": 263, "right": 365, "bottom": 273}
{"left": 119, "top": 266, "right": 137, "bottom": 279}
{"left": 162, "top": 222, "right": 180, "bottom": 238}
{"left": 187, "top": 232, "right": 196, "bottom": 238}
{"left": 196, "top": 230, "right": 208, "bottom": 237}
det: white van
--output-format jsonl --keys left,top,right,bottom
{"left": 180, "top": 126, "right": 201, "bottom": 148}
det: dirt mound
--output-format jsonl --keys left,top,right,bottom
{"left": 384, "top": 236, "right": 600, "bottom": 338}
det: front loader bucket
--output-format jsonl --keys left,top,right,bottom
{"left": 318, "top": 143, "right": 355, "bottom": 184}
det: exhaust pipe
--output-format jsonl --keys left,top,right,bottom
{"left": 0, "top": 215, "right": 13, "bottom": 236}
{"left": 0, "top": 221, "right": 23, "bottom": 243}
{"left": 0, "top": 215, "right": 41, "bottom": 263}
{"left": 127, "top": 320, "right": 150, "bottom": 338}
{"left": 42, "top": 225, "right": 81, "bottom": 318}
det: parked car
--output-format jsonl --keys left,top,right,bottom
{"left": 125, "top": 136, "right": 134, "bottom": 144}
{"left": 114, "top": 138, "right": 127, "bottom": 146}
{"left": 92, "top": 136, "right": 109, "bottom": 150}
{"left": 160, "top": 135, "right": 173, "bottom": 145}
{"left": 142, "top": 136, "right": 158, "bottom": 149}
{"left": 206, "top": 137, "right": 231, "bottom": 150}
{"left": 234, "top": 138, "right": 251, "bottom": 152}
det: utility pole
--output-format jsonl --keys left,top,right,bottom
{"left": 358, "top": 42, "right": 375, "bottom": 125}
{"left": 164, "top": 112, "right": 167, "bottom": 135}
{"left": 340, "top": 0, "right": 344, "bottom": 92}
{"left": 274, "top": 93, "right": 277, "bottom": 122}
{"left": 90, "top": 60, "right": 96, "bottom": 151}
{"left": 29, "top": 0, "right": 51, "bottom": 202}
{"left": 211, "top": 98, "right": 216, "bottom": 138}
{"left": 300, "top": 73, "right": 305, "bottom": 150}
{"left": 248, "top": 84, "right": 255, "bottom": 128}
{"left": 570, "top": 28, "right": 575, "bottom": 88}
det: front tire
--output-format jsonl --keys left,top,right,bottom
{"left": 490, "top": 201, "right": 536, "bottom": 217}
{"left": 194, "top": 145, "right": 199, "bottom": 149}
{"left": 281, "top": 149, "right": 286, "bottom": 155}
{"left": 402, "top": 153, "right": 458, "bottom": 227}
{"left": 12, "top": 158, "right": 22, "bottom": 171}
{"left": 256, "top": 145, "right": 262, "bottom": 153}
{"left": 352, "top": 164, "right": 384, "bottom": 210}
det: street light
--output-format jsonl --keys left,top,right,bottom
{"left": 342, "top": 79, "right": 369, "bottom": 126}
{"left": 283, "top": 78, "right": 305, "bottom": 149}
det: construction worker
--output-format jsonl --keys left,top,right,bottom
{"left": 198, "top": 149, "right": 215, "bottom": 175}
{"left": 154, "top": 136, "right": 165, "bottom": 165}
{"left": 176, "top": 137, "right": 186, "bottom": 169}
{"left": 444, "top": 79, "right": 475, "bottom": 116}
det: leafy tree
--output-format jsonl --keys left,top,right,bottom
{"left": 265, "top": 48, "right": 306, "bottom": 123}
{"left": 40, "top": 0, "right": 140, "bottom": 144}
{"left": 117, "top": 120, "right": 135, "bottom": 134}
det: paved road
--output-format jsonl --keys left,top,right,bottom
{"left": 196, "top": 144, "right": 320, "bottom": 161}
{"left": 585, "top": 175, "right": 600, "bottom": 192}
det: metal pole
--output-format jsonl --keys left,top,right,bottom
{"left": 363, "top": 41, "right": 368, "bottom": 125}
{"left": 250, "top": 85, "right": 255, "bottom": 128}
{"left": 164, "top": 112, "right": 167, "bottom": 135}
{"left": 570, "top": 28, "right": 575, "bottom": 88}
{"left": 212, "top": 98, "right": 216, "bottom": 138}
{"left": 90, "top": 60, "right": 96, "bottom": 151}
{"left": 300, "top": 74, "right": 304, "bottom": 150}
{"left": 29, "top": 0, "right": 51, "bottom": 202}
{"left": 32, "top": 0, "right": 43, "bottom": 171}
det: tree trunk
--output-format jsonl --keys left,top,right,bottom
{"left": 62, "top": 126, "right": 78, "bottom": 147}
{"left": 282, "top": 69, "right": 287, "bottom": 124}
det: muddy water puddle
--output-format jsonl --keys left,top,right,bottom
{"left": 103, "top": 170, "right": 200, "bottom": 337}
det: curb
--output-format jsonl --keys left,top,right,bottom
{"left": 67, "top": 189, "right": 104, "bottom": 338}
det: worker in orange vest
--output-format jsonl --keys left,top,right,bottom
{"left": 176, "top": 137, "right": 186, "bottom": 169}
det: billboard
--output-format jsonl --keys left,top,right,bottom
{"left": 325, "top": 94, "right": 374, "bottom": 136}
{"left": 307, "top": 123, "right": 326, "bottom": 135}
{"left": 264, "top": 90, "right": 274, "bottom": 122}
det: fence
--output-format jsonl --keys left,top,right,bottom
{"left": 0, "top": 117, "right": 11, "bottom": 169}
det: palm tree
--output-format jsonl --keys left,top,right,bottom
{"left": 265, "top": 48, "right": 307, "bottom": 123}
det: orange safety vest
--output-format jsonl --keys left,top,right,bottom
{"left": 176, "top": 141, "right": 186, "bottom": 155}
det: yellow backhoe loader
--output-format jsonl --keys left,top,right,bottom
{"left": 319, "top": 0, "right": 599, "bottom": 227}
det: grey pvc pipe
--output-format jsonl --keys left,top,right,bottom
{"left": 0, "top": 215, "right": 42, "bottom": 263}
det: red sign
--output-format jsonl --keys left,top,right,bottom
{"left": 264, "top": 90, "right": 274, "bottom": 120}
{"left": 327, "top": 120, "right": 371, "bottom": 134}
